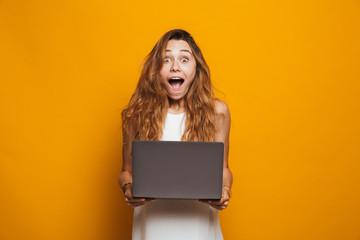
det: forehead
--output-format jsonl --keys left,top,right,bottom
{"left": 165, "top": 39, "right": 192, "bottom": 54}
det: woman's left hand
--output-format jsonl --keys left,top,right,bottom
{"left": 199, "top": 185, "right": 231, "bottom": 210}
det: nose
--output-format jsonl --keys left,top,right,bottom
{"left": 171, "top": 60, "right": 180, "bottom": 72}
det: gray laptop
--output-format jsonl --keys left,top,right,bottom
{"left": 132, "top": 140, "right": 224, "bottom": 200}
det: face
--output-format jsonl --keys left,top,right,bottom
{"left": 159, "top": 39, "right": 197, "bottom": 101}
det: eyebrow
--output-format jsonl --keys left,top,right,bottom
{"left": 165, "top": 49, "right": 193, "bottom": 55}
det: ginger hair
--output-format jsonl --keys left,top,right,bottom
{"left": 121, "top": 29, "right": 216, "bottom": 142}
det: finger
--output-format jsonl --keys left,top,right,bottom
{"left": 223, "top": 189, "right": 231, "bottom": 200}
{"left": 128, "top": 198, "right": 146, "bottom": 204}
{"left": 213, "top": 204, "right": 228, "bottom": 210}
{"left": 209, "top": 203, "right": 223, "bottom": 208}
{"left": 208, "top": 199, "right": 219, "bottom": 203}
{"left": 219, "top": 196, "right": 229, "bottom": 204}
{"left": 128, "top": 202, "right": 145, "bottom": 207}
{"left": 129, "top": 199, "right": 154, "bottom": 207}
{"left": 200, "top": 199, "right": 228, "bottom": 209}
{"left": 210, "top": 200, "right": 229, "bottom": 208}
{"left": 199, "top": 200, "right": 215, "bottom": 207}
{"left": 125, "top": 187, "right": 134, "bottom": 199}
{"left": 210, "top": 204, "right": 225, "bottom": 210}
{"left": 215, "top": 194, "right": 230, "bottom": 205}
{"left": 209, "top": 199, "right": 225, "bottom": 206}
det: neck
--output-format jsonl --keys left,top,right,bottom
{"left": 168, "top": 98, "right": 185, "bottom": 114}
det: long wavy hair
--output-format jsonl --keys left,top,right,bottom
{"left": 122, "top": 29, "right": 216, "bottom": 142}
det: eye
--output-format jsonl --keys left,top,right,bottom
{"left": 181, "top": 58, "right": 189, "bottom": 62}
{"left": 164, "top": 57, "right": 171, "bottom": 62}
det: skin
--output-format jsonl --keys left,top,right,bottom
{"left": 118, "top": 39, "right": 233, "bottom": 210}
{"left": 160, "top": 39, "right": 197, "bottom": 108}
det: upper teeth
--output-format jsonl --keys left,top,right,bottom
{"left": 170, "top": 78, "right": 182, "bottom": 80}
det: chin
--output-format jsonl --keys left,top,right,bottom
{"left": 168, "top": 95, "right": 183, "bottom": 101}
{"left": 167, "top": 91, "right": 185, "bottom": 101}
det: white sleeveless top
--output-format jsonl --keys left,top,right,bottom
{"left": 132, "top": 112, "right": 224, "bottom": 240}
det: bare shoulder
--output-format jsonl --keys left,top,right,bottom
{"left": 214, "top": 99, "right": 230, "bottom": 140}
{"left": 215, "top": 99, "right": 230, "bottom": 117}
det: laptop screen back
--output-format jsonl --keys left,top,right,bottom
{"left": 132, "top": 140, "right": 224, "bottom": 200}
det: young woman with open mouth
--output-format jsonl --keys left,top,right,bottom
{"left": 118, "top": 29, "right": 233, "bottom": 240}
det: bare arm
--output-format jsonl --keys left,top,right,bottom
{"left": 118, "top": 134, "right": 133, "bottom": 190}
{"left": 118, "top": 123, "right": 153, "bottom": 207}
{"left": 201, "top": 100, "right": 233, "bottom": 210}
{"left": 216, "top": 100, "right": 233, "bottom": 192}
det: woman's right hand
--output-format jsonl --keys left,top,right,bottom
{"left": 123, "top": 183, "right": 154, "bottom": 207}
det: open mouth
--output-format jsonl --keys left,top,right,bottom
{"left": 168, "top": 77, "right": 184, "bottom": 90}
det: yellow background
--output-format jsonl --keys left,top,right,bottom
{"left": 1, "top": 0, "right": 359, "bottom": 239}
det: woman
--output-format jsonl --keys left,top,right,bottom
{"left": 118, "top": 29, "right": 232, "bottom": 240}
